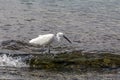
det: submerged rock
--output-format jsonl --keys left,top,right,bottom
{"left": 1, "top": 40, "right": 30, "bottom": 50}
{"left": 0, "top": 40, "right": 120, "bottom": 73}
{"left": 0, "top": 40, "right": 74, "bottom": 54}
{"left": 28, "top": 51, "right": 120, "bottom": 73}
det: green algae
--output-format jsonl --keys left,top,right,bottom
{"left": 28, "top": 51, "right": 120, "bottom": 72}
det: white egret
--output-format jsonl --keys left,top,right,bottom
{"left": 29, "top": 32, "right": 72, "bottom": 53}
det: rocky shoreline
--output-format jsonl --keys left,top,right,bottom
{"left": 0, "top": 40, "right": 120, "bottom": 73}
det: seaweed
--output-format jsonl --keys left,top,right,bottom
{"left": 28, "top": 51, "right": 120, "bottom": 72}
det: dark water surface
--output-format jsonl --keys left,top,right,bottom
{"left": 0, "top": 0, "right": 120, "bottom": 79}
{"left": 0, "top": 0, "right": 120, "bottom": 52}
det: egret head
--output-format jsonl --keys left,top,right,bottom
{"left": 56, "top": 32, "right": 72, "bottom": 43}
{"left": 57, "top": 32, "right": 64, "bottom": 37}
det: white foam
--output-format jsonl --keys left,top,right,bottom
{"left": 0, "top": 54, "right": 28, "bottom": 67}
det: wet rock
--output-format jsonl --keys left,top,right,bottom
{"left": 0, "top": 39, "right": 74, "bottom": 55}
{"left": 28, "top": 51, "right": 120, "bottom": 73}
{"left": 1, "top": 40, "right": 30, "bottom": 50}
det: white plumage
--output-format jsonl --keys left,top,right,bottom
{"left": 29, "top": 34, "right": 55, "bottom": 46}
{"left": 29, "top": 32, "right": 72, "bottom": 53}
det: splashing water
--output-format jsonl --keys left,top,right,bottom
{"left": 0, "top": 54, "right": 29, "bottom": 67}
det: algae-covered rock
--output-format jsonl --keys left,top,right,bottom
{"left": 1, "top": 40, "right": 30, "bottom": 50}
{"left": 28, "top": 51, "right": 120, "bottom": 72}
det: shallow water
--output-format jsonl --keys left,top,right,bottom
{"left": 0, "top": 54, "right": 28, "bottom": 67}
{"left": 0, "top": 54, "right": 119, "bottom": 80}
{"left": 0, "top": 0, "right": 120, "bottom": 79}
{"left": 0, "top": 0, "right": 120, "bottom": 52}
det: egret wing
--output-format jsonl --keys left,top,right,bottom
{"left": 29, "top": 34, "right": 54, "bottom": 46}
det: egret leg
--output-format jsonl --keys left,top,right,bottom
{"left": 48, "top": 45, "right": 50, "bottom": 54}
{"left": 41, "top": 46, "right": 45, "bottom": 54}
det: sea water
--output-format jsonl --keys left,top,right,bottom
{"left": 0, "top": 0, "right": 120, "bottom": 79}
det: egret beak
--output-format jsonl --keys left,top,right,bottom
{"left": 63, "top": 35, "right": 72, "bottom": 44}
